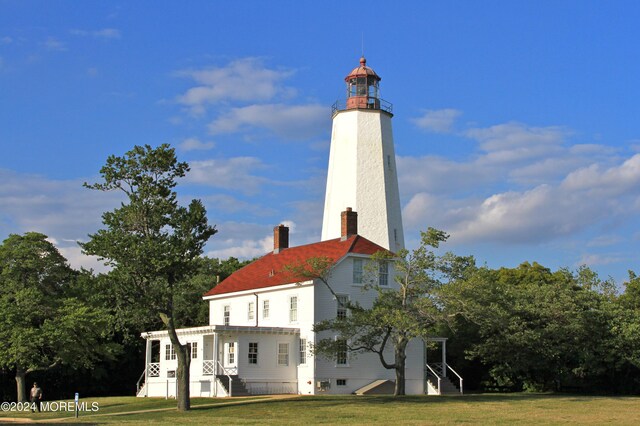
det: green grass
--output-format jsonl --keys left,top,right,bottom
{"left": 2, "top": 394, "right": 640, "bottom": 425}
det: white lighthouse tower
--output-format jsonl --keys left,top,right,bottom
{"left": 321, "top": 57, "right": 404, "bottom": 251}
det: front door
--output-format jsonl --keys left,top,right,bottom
{"left": 223, "top": 341, "right": 237, "bottom": 374}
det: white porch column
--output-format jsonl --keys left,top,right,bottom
{"left": 144, "top": 336, "right": 152, "bottom": 397}
{"left": 213, "top": 333, "right": 219, "bottom": 374}
{"left": 213, "top": 333, "right": 219, "bottom": 397}
{"left": 441, "top": 340, "right": 447, "bottom": 378}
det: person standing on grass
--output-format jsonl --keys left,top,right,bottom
{"left": 30, "top": 382, "right": 42, "bottom": 412}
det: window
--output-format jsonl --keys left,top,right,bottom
{"left": 379, "top": 261, "right": 388, "bottom": 286}
{"left": 278, "top": 343, "right": 289, "bottom": 366}
{"left": 336, "top": 295, "right": 348, "bottom": 319}
{"left": 165, "top": 344, "right": 176, "bottom": 361}
{"left": 263, "top": 300, "right": 270, "bottom": 319}
{"left": 248, "top": 302, "right": 255, "bottom": 321}
{"left": 228, "top": 342, "right": 235, "bottom": 364}
{"left": 187, "top": 342, "right": 198, "bottom": 359}
{"left": 337, "top": 379, "right": 347, "bottom": 386}
{"left": 248, "top": 342, "right": 258, "bottom": 365}
{"left": 336, "top": 339, "right": 348, "bottom": 366}
{"left": 299, "top": 338, "right": 307, "bottom": 365}
{"left": 223, "top": 305, "right": 230, "bottom": 326}
{"left": 289, "top": 296, "right": 298, "bottom": 323}
{"left": 167, "top": 370, "right": 176, "bottom": 378}
{"left": 353, "top": 258, "right": 363, "bottom": 284}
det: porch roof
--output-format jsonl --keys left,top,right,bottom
{"left": 141, "top": 325, "right": 300, "bottom": 339}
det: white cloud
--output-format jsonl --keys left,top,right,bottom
{"left": 577, "top": 253, "right": 626, "bottom": 267}
{"left": 200, "top": 194, "right": 277, "bottom": 217}
{"left": 397, "top": 155, "right": 494, "bottom": 195}
{"left": 205, "top": 219, "right": 300, "bottom": 260}
{"left": 0, "top": 169, "right": 127, "bottom": 270}
{"left": 467, "top": 122, "right": 567, "bottom": 152}
{"left": 43, "top": 37, "right": 67, "bottom": 51}
{"left": 411, "top": 108, "right": 461, "bottom": 133}
{"left": 561, "top": 154, "right": 640, "bottom": 196}
{"left": 179, "top": 137, "right": 215, "bottom": 151}
{"left": 70, "top": 28, "right": 121, "bottom": 39}
{"left": 209, "top": 103, "right": 327, "bottom": 140}
{"left": 587, "top": 235, "right": 623, "bottom": 248}
{"left": 186, "top": 157, "right": 268, "bottom": 195}
{"left": 176, "top": 58, "right": 295, "bottom": 113}
{"left": 399, "top": 111, "right": 640, "bottom": 249}
{"left": 58, "top": 245, "right": 111, "bottom": 273}
{"left": 402, "top": 150, "right": 640, "bottom": 245}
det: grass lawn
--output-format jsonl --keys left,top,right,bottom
{"left": 1, "top": 394, "right": 639, "bottom": 425}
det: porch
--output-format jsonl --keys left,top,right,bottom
{"left": 138, "top": 325, "right": 300, "bottom": 398}
{"left": 425, "top": 337, "right": 463, "bottom": 395}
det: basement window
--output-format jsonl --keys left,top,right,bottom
{"left": 337, "top": 379, "right": 347, "bottom": 386}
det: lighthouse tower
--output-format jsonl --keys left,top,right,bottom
{"left": 321, "top": 57, "right": 404, "bottom": 251}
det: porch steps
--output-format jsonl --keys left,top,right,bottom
{"left": 136, "top": 383, "right": 147, "bottom": 397}
{"left": 428, "top": 376, "right": 461, "bottom": 395}
{"left": 354, "top": 380, "right": 395, "bottom": 395}
{"left": 217, "top": 374, "right": 251, "bottom": 396}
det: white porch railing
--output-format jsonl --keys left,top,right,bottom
{"left": 426, "top": 363, "right": 463, "bottom": 395}
{"left": 446, "top": 365, "right": 464, "bottom": 395}
{"left": 216, "top": 360, "right": 233, "bottom": 397}
{"left": 203, "top": 360, "right": 215, "bottom": 375}
{"left": 425, "top": 364, "right": 441, "bottom": 394}
{"left": 148, "top": 362, "right": 160, "bottom": 377}
{"left": 216, "top": 363, "right": 237, "bottom": 376}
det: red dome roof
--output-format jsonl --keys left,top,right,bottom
{"left": 344, "top": 56, "right": 381, "bottom": 81}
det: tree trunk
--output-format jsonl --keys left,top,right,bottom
{"left": 394, "top": 339, "right": 408, "bottom": 396}
{"left": 15, "top": 367, "right": 27, "bottom": 402}
{"left": 167, "top": 320, "right": 190, "bottom": 411}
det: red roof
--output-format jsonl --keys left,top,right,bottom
{"left": 203, "top": 235, "right": 387, "bottom": 297}
{"left": 344, "top": 56, "right": 381, "bottom": 81}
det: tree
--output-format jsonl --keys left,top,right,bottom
{"left": 614, "top": 271, "right": 640, "bottom": 387}
{"left": 81, "top": 144, "right": 216, "bottom": 411}
{"left": 312, "top": 228, "right": 473, "bottom": 396}
{"left": 444, "top": 263, "right": 619, "bottom": 391}
{"left": 0, "top": 233, "right": 117, "bottom": 401}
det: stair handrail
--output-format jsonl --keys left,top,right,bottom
{"left": 136, "top": 369, "right": 146, "bottom": 395}
{"left": 425, "top": 363, "right": 442, "bottom": 395}
{"left": 446, "top": 365, "right": 464, "bottom": 395}
{"left": 216, "top": 360, "right": 233, "bottom": 397}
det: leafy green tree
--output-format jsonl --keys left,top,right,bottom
{"left": 444, "top": 263, "right": 618, "bottom": 391}
{"left": 0, "top": 233, "right": 117, "bottom": 402}
{"left": 81, "top": 144, "right": 217, "bottom": 411}
{"left": 614, "top": 271, "right": 640, "bottom": 380}
{"left": 313, "top": 228, "right": 473, "bottom": 396}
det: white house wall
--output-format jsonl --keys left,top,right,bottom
{"left": 197, "top": 254, "right": 425, "bottom": 396}
{"left": 312, "top": 254, "right": 424, "bottom": 395}
{"left": 208, "top": 284, "right": 315, "bottom": 394}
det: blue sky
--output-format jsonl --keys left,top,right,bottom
{"left": 2, "top": 1, "right": 640, "bottom": 286}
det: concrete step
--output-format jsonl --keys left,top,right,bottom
{"left": 354, "top": 380, "right": 395, "bottom": 395}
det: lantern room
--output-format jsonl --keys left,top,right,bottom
{"left": 333, "top": 57, "right": 392, "bottom": 115}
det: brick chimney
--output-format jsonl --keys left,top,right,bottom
{"left": 273, "top": 224, "right": 289, "bottom": 254}
{"left": 341, "top": 208, "right": 358, "bottom": 240}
